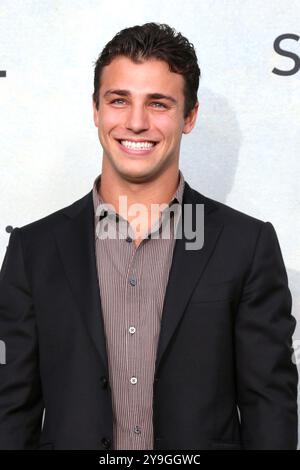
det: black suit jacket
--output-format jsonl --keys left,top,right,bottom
{"left": 0, "top": 181, "right": 298, "bottom": 450}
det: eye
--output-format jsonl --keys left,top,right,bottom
{"left": 111, "top": 99, "right": 126, "bottom": 105}
{"left": 151, "top": 102, "right": 167, "bottom": 109}
{"left": 110, "top": 99, "right": 167, "bottom": 108}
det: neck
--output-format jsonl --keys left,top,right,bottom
{"left": 98, "top": 162, "right": 180, "bottom": 219}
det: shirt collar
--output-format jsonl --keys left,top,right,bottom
{"left": 92, "top": 170, "right": 185, "bottom": 240}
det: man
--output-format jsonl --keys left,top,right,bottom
{"left": 0, "top": 22, "right": 298, "bottom": 450}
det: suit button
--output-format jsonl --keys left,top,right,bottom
{"left": 100, "top": 376, "right": 108, "bottom": 389}
{"left": 101, "top": 437, "right": 111, "bottom": 449}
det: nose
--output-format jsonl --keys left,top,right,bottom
{"left": 125, "top": 103, "right": 150, "bottom": 134}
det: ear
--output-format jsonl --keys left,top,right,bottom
{"left": 183, "top": 101, "right": 199, "bottom": 134}
{"left": 92, "top": 99, "right": 99, "bottom": 128}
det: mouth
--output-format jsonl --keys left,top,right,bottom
{"left": 115, "top": 139, "right": 158, "bottom": 156}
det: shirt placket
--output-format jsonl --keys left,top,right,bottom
{"left": 124, "top": 225, "right": 151, "bottom": 448}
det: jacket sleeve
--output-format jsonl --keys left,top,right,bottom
{"left": 235, "top": 221, "right": 298, "bottom": 449}
{"left": 0, "top": 228, "right": 44, "bottom": 449}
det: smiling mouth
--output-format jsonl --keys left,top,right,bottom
{"left": 116, "top": 139, "right": 159, "bottom": 153}
{"left": 117, "top": 139, "right": 158, "bottom": 147}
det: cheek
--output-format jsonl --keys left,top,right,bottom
{"left": 98, "top": 108, "right": 122, "bottom": 129}
{"left": 152, "top": 111, "right": 182, "bottom": 131}
{"left": 154, "top": 121, "right": 182, "bottom": 143}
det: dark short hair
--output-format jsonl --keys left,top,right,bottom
{"left": 92, "top": 22, "right": 200, "bottom": 118}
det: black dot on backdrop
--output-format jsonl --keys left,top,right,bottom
{"left": 5, "top": 226, "right": 13, "bottom": 233}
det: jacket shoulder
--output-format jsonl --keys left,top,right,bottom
{"left": 17, "top": 191, "right": 92, "bottom": 237}
{"left": 208, "top": 195, "right": 265, "bottom": 225}
{"left": 190, "top": 186, "right": 267, "bottom": 228}
{"left": 187, "top": 185, "right": 269, "bottom": 243}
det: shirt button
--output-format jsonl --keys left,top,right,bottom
{"left": 130, "top": 377, "right": 138, "bottom": 385}
{"left": 134, "top": 426, "right": 141, "bottom": 435}
{"left": 129, "top": 326, "right": 136, "bottom": 334}
{"left": 129, "top": 278, "right": 137, "bottom": 286}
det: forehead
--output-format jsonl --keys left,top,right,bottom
{"left": 99, "top": 56, "right": 184, "bottom": 97}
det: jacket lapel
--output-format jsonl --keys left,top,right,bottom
{"left": 53, "top": 193, "right": 109, "bottom": 373}
{"left": 154, "top": 182, "right": 224, "bottom": 375}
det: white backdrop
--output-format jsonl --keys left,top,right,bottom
{"left": 1, "top": 0, "right": 300, "bottom": 444}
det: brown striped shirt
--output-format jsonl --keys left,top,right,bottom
{"left": 92, "top": 170, "right": 185, "bottom": 450}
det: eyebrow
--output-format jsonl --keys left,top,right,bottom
{"left": 103, "top": 89, "right": 177, "bottom": 105}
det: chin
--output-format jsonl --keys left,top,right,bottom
{"left": 118, "top": 167, "right": 158, "bottom": 183}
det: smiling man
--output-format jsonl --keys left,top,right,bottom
{"left": 0, "top": 23, "right": 298, "bottom": 450}
{"left": 92, "top": 54, "right": 198, "bottom": 247}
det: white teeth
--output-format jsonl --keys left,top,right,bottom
{"left": 120, "top": 140, "right": 155, "bottom": 150}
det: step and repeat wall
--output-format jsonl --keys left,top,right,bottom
{"left": 1, "top": 0, "right": 300, "bottom": 442}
